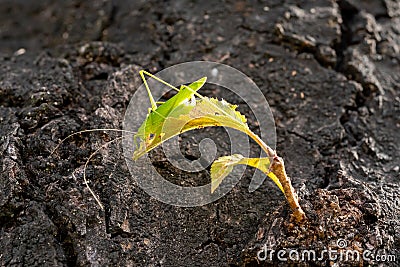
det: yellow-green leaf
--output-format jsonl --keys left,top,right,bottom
{"left": 210, "top": 154, "right": 284, "bottom": 193}
{"left": 133, "top": 96, "right": 249, "bottom": 160}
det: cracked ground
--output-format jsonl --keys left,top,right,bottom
{"left": 0, "top": 0, "right": 399, "bottom": 266}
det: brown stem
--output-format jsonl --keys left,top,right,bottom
{"left": 246, "top": 129, "right": 306, "bottom": 223}
{"left": 245, "top": 129, "right": 276, "bottom": 158}
{"left": 269, "top": 156, "right": 306, "bottom": 222}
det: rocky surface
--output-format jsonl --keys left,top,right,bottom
{"left": 0, "top": 0, "right": 399, "bottom": 266}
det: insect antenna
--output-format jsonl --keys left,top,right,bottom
{"left": 78, "top": 135, "right": 125, "bottom": 210}
{"left": 51, "top": 128, "right": 136, "bottom": 155}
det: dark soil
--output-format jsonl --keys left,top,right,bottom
{"left": 0, "top": 0, "right": 399, "bottom": 266}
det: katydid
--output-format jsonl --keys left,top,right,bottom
{"left": 133, "top": 70, "right": 207, "bottom": 159}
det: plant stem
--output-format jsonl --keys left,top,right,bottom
{"left": 246, "top": 129, "right": 306, "bottom": 222}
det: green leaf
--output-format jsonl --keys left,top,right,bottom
{"left": 186, "top": 97, "right": 248, "bottom": 131}
{"left": 210, "top": 154, "right": 284, "bottom": 193}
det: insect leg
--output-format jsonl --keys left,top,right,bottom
{"left": 140, "top": 70, "right": 181, "bottom": 92}
{"left": 140, "top": 70, "right": 158, "bottom": 110}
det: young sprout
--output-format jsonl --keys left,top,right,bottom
{"left": 134, "top": 71, "right": 306, "bottom": 222}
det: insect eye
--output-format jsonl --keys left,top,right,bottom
{"left": 149, "top": 133, "right": 155, "bottom": 139}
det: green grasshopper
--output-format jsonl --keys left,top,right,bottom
{"left": 133, "top": 70, "right": 207, "bottom": 159}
